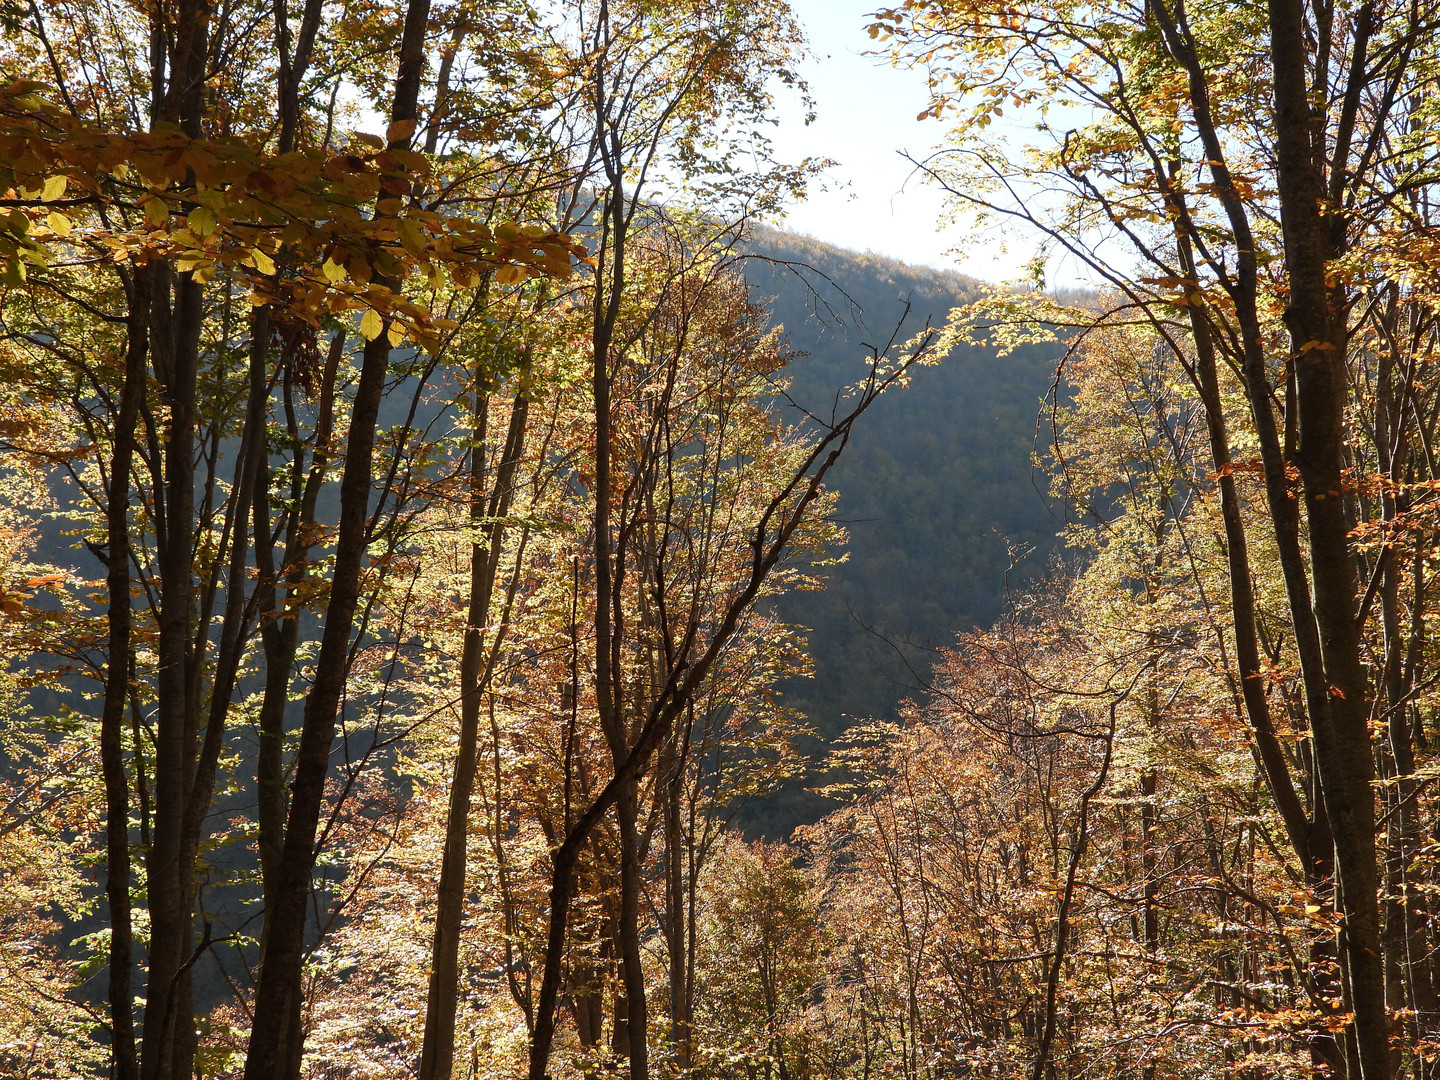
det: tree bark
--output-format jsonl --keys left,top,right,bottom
{"left": 100, "top": 263, "right": 152, "bottom": 1080}
{"left": 1267, "top": 3, "right": 1388, "bottom": 1076}
{"left": 243, "top": 0, "right": 430, "bottom": 1067}
{"left": 419, "top": 384, "right": 531, "bottom": 1080}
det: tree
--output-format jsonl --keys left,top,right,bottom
{"left": 695, "top": 839, "right": 825, "bottom": 1080}
{"left": 3, "top": 0, "right": 579, "bottom": 1074}
{"left": 871, "top": 1, "right": 1440, "bottom": 1074}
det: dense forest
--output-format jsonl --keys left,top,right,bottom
{"left": 742, "top": 227, "right": 1062, "bottom": 830}
{"left": 2, "top": 1, "right": 1440, "bottom": 1080}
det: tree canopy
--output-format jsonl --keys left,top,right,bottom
{"left": 6, "top": 0, "right": 1440, "bottom": 1078}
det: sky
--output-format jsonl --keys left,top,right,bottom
{"left": 765, "top": 1, "right": 1025, "bottom": 281}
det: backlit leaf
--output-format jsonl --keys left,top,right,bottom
{"left": 386, "top": 118, "right": 418, "bottom": 145}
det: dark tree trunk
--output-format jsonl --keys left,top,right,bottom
{"left": 616, "top": 776, "right": 649, "bottom": 1080}
{"left": 141, "top": 260, "right": 204, "bottom": 1080}
{"left": 100, "top": 264, "right": 152, "bottom": 1080}
{"left": 242, "top": 0, "right": 430, "bottom": 1070}
{"left": 1267, "top": 4, "right": 1389, "bottom": 1077}
{"left": 242, "top": 326, "right": 392, "bottom": 1080}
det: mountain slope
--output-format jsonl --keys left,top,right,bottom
{"left": 741, "top": 228, "right": 1065, "bottom": 828}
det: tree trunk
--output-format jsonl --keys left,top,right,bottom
{"left": 1267, "top": 4, "right": 1389, "bottom": 1076}
{"left": 100, "top": 264, "right": 152, "bottom": 1080}
{"left": 419, "top": 385, "right": 531, "bottom": 1080}
{"left": 242, "top": 0, "right": 430, "bottom": 1071}
{"left": 141, "top": 259, "right": 204, "bottom": 1080}
{"left": 663, "top": 736, "right": 693, "bottom": 1072}
{"left": 616, "top": 776, "right": 649, "bottom": 1080}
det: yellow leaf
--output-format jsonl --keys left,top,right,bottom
{"left": 494, "top": 263, "right": 524, "bottom": 285}
{"left": 41, "top": 174, "right": 67, "bottom": 202}
{"left": 397, "top": 218, "right": 427, "bottom": 254}
{"left": 386, "top": 118, "right": 418, "bottom": 145}
{"left": 321, "top": 257, "right": 346, "bottom": 283}
{"left": 360, "top": 307, "right": 383, "bottom": 341}
{"left": 142, "top": 195, "right": 170, "bottom": 227}
{"left": 386, "top": 320, "right": 405, "bottom": 347}
{"left": 250, "top": 248, "right": 276, "bottom": 275}
{"left": 345, "top": 255, "right": 372, "bottom": 284}
{"left": 187, "top": 205, "right": 217, "bottom": 237}
{"left": 46, "top": 211, "right": 72, "bottom": 237}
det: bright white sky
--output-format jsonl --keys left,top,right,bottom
{"left": 767, "top": 0, "right": 1027, "bottom": 282}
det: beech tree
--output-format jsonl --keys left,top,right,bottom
{"left": 6, "top": 4, "right": 934, "bottom": 1078}
{"left": 872, "top": 1, "right": 1440, "bottom": 1075}
{"left": 3, "top": 0, "right": 580, "bottom": 1076}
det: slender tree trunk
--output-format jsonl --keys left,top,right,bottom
{"left": 137, "top": 5, "right": 213, "bottom": 1072}
{"left": 1174, "top": 229, "right": 1313, "bottom": 869}
{"left": 250, "top": 0, "right": 327, "bottom": 913}
{"left": 255, "top": 329, "right": 343, "bottom": 914}
{"left": 663, "top": 737, "right": 692, "bottom": 1072}
{"left": 141, "top": 258, "right": 205, "bottom": 1080}
{"left": 100, "top": 265, "right": 152, "bottom": 1080}
{"left": 243, "top": 0, "right": 430, "bottom": 1065}
{"left": 615, "top": 776, "right": 649, "bottom": 1080}
{"left": 419, "top": 385, "right": 531, "bottom": 1080}
{"left": 243, "top": 323, "right": 395, "bottom": 1080}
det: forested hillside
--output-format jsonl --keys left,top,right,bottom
{"left": 748, "top": 228, "right": 1060, "bottom": 731}
{"left": 4, "top": 0, "right": 1440, "bottom": 1079}
{"left": 740, "top": 229, "right": 1062, "bottom": 829}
